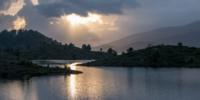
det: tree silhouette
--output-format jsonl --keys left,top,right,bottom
{"left": 87, "top": 44, "right": 91, "bottom": 51}
{"left": 69, "top": 43, "right": 74, "bottom": 48}
{"left": 107, "top": 48, "right": 113, "bottom": 53}
{"left": 178, "top": 42, "right": 182, "bottom": 47}
{"left": 147, "top": 44, "right": 152, "bottom": 48}
{"left": 82, "top": 44, "right": 87, "bottom": 49}
{"left": 112, "top": 50, "right": 117, "bottom": 56}
{"left": 127, "top": 47, "right": 133, "bottom": 53}
{"left": 82, "top": 44, "right": 91, "bottom": 51}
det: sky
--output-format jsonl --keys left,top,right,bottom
{"left": 0, "top": 0, "right": 200, "bottom": 47}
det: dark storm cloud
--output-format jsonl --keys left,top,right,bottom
{"left": 17, "top": 0, "right": 58, "bottom": 35}
{"left": 38, "top": 0, "right": 59, "bottom": 4}
{"left": 0, "top": 14, "right": 17, "bottom": 30}
{"left": 0, "top": 0, "right": 18, "bottom": 11}
{"left": 33, "top": 2, "right": 88, "bottom": 17}
{"left": 34, "top": 0, "right": 140, "bottom": 18}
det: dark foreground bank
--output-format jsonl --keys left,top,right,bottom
{"left": 0, "top": 52, "right": 82, "bottom": 77}
{"left": 80, "top": 43, "right": 200, "bottom": 68}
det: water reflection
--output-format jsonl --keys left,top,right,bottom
{"left": 1, "top": 60, "right": 200, "bottom": 100}
{"left": 69, "top": 63, "right": 78, "bottom": 99}
{"left": 0, "top": 79, "right": 38, "bottom": 100}
{"left": 127, "top": 68, "right": 133, "bottom": 88}
{"left": 70, "top": 75, "right": 76, "bottom": 99}
{"left": 31, "top": 60, "right": 94, "bottom": 68}
{"left": 69, "top": 63, "right": 78, "bottom": 70}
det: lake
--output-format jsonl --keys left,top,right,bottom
{"left": 0, "top": 60, "right": 200, "bottom": 100}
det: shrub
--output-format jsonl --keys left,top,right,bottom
{"left": 10, "top": 62, "right": 15, "bottom": 64}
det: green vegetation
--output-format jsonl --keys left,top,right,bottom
{"left": 18, "top": 43, "right": 114, "bottom": 60}
{"left": 0, "top": 29, "right": 119, "bottom": 77}
{"left": 0, "top": 29, "right": 55, "bottom": 50}
{"left": 0, "top": 51, "right": 82, "bottom": 77}
{"left": 0, "top": 29, "right": 115, "bottom": 60}
{"left": 81, "top": 43, "right": 200, "bottom": 68}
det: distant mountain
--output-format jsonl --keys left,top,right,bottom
{"left": 156, "top": 29, "right": 200, "bottom": 47}
{"left": 0, "top": 29, "right": 56, "bottom": 50}
{"left": 119, "top": 41, "right": 158, "bottom": 51}
{"left": 93, "top": 20, "right": 200, "bottom": 52}
{"left": 94, "top": 44, "right": 119, "bottom": 53}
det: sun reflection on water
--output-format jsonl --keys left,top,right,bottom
{"left": 69, "top": 63, "right": 79, "bottom": 99}
{"left": 69, "top": 63, "right": 77, "bottom": 70}
{"left": 70, "top": 74, "right": 76, "bottom": 99}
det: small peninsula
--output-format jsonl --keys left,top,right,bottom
{"left": 80, "top": 43, "right": 200, "bottom": 68}
{"left": 0, "top": 51, "right": 82, "bottom": 77}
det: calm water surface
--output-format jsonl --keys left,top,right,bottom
{"left": 0, "top": 60, "right": 200, "bottom": 100}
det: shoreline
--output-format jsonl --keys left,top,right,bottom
{"left": 78, "top": 64, "right": 200, "bottom": 68}
{"left": 0, "top": 70, "right": 83, "bottom": 77}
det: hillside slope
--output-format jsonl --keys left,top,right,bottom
{"left": 0, "top": 29, "right": 55, "bottom": 50}
{"left": 156, "top": 29, "right": 200, "bottom": 46}
{"left": 93, "top": 20, "right": 200, "bottom": 52}
{"left": 83, "top": 44, "right": 200, "bottom": 67}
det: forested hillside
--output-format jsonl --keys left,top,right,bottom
{"left": 0, "top": 29, "right": 55, "bottom": 50}
{"left": 82, "top": 43, "right": 200, "bottom": 67}
{"left": 0, "top": 29, "right": 116, "bottom": 60}
{"left": 19, "top": 43, "right": 115, "bottom": 60}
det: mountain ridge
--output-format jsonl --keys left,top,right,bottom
{"left": 93, "top": 19, "right": 200, "bottom": 52}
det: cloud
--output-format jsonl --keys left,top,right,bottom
{"left": 13, "top": 16, "right": 26, "bottom": 30}
{"left": 13, "top": 0, "right": 129, "bottom": 47}
{"left": 1, "top": 0, "right": 200, "bottom": 48}
{"left": 34, "top": 0, "right": 140, "bottom": 18}
{"left": 34, "top": 2, "right": 88, "bottom": 17}
{"left": 0, "top": 13, "right": 26, "bottom": 31}
{"left": 37, "top": 0, "right": 58, "bottom": 4}
{"left": 0, "top": 0, "right": 19, "bottom": 11}
{"left": 0, "top": 14, "right": 17, "bottom": 30}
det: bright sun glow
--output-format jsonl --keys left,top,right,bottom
{"left": 13, "top": 16, "right": 26, "bottom": 30}
{"left": 62, "top": 13, "right": 102, "bottom": 25}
